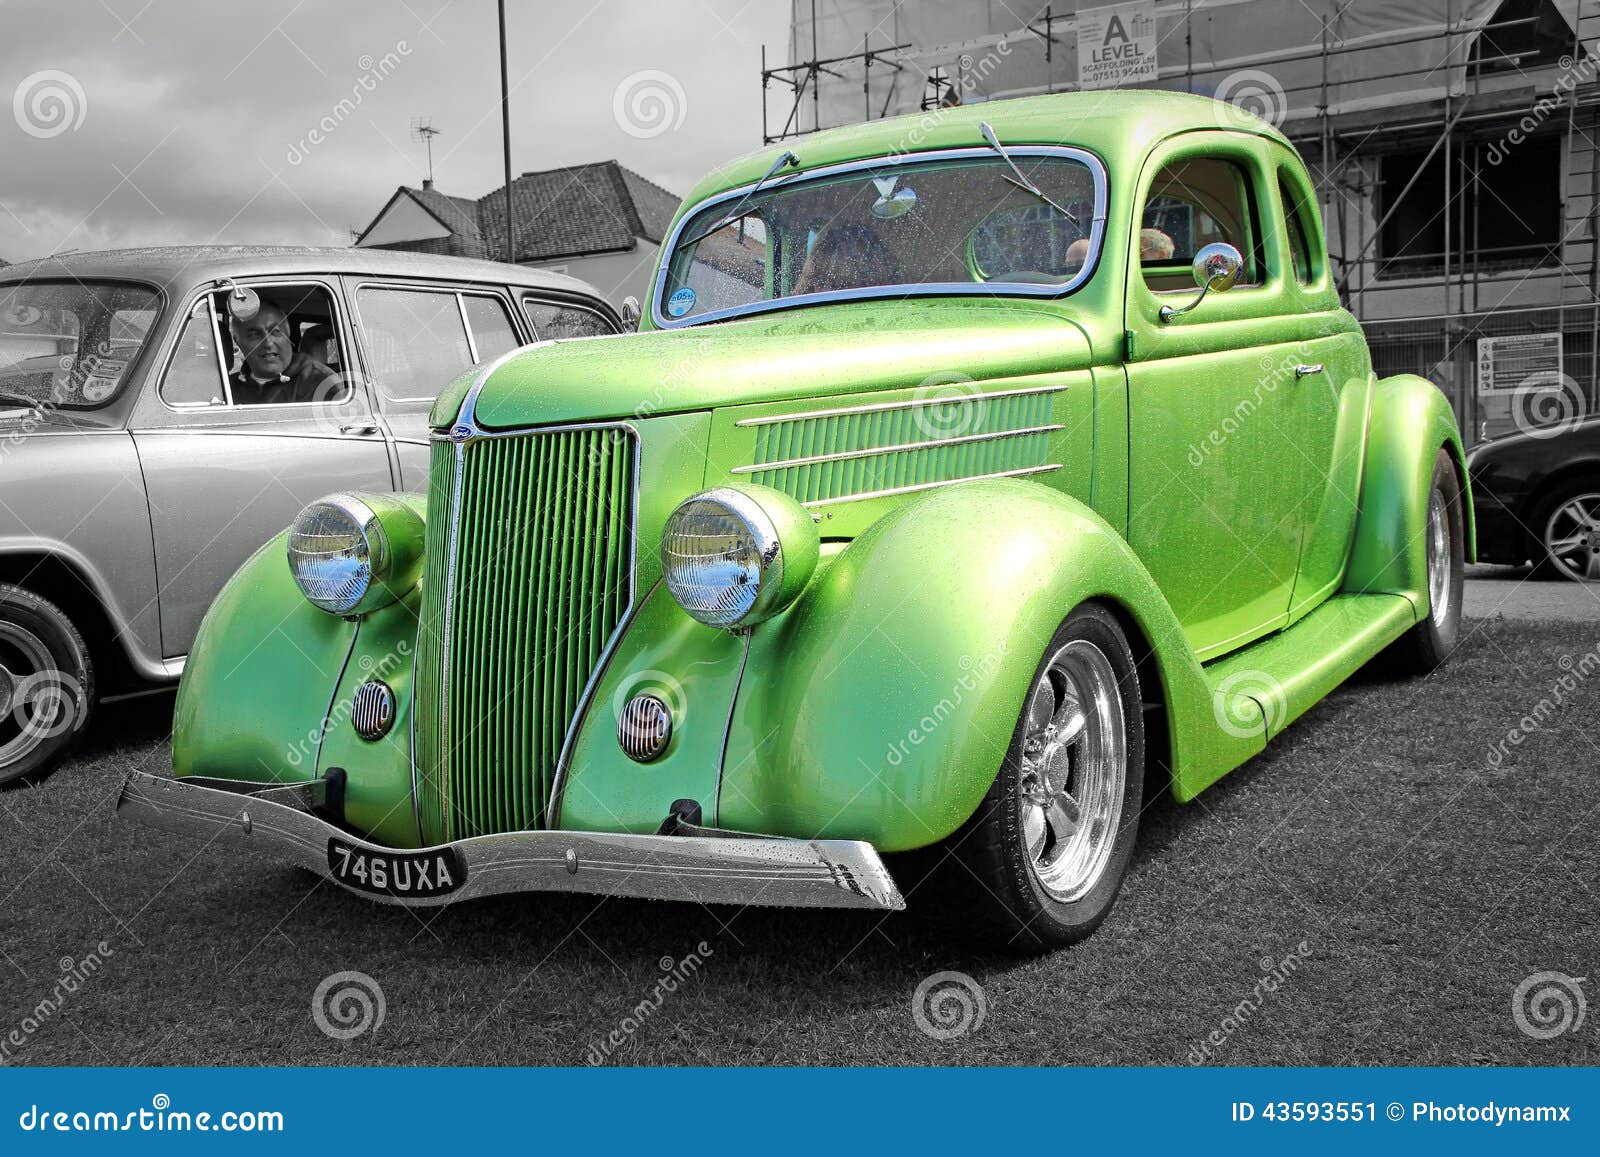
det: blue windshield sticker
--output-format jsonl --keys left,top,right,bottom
{"left": 667, "top": 286, "right": 697, "bottom": 318}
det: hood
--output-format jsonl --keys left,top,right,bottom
{"left": 436, "top": 298, "right": 1092, "bottom": 431}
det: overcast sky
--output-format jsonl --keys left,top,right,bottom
{"left": 0, "top": 0, "right": 790, "bottom": 262}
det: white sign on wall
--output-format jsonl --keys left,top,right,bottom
{"left": 1476, "top": 332, "right": 1562, "bottom": 395}
{"left": 1077, "top": 1, "right": 1159, "bottom": 91}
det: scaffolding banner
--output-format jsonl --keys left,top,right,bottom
{"left": 1077, "top": 2, "right": 1159, "bottom": 90}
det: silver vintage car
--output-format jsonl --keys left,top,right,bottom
{"left": 0, "top": 246, "right": 618, "bottom": 782}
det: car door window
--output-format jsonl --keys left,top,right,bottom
{"left": 523, "top": 298, "right": 617, "bottom": 340}
{"left": 461, "top": 293, "right": 520, "bottom": 363}
{"left": 1141, "top": 156, "right": 1268, "bottom": 292}
{"left": 1279, "top": 173, "right": 1316, "bottom": 285}
{"left": 355, "top": 287, "right": 521, "bottom": 403}
{"left": 163, "top": 283, "right": 352, "bottom": 409}
{"left": 159, "top": 299, "right": 228, "bottom": 407}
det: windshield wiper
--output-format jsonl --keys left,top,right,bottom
{"left": 676, "top": 150, "right": 798, "bottom": 251}
{"left": 0, "top": 390, "right": 44, "bottom": 412}
{"left": 979, "top": 122, "right": 1079, "bottom": 226}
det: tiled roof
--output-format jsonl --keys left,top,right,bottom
{"left": 361, "top": 161, "right": 679, "bottom": 265}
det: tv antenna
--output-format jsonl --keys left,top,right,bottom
{"left": 410, "top": 116, "right": 442, "bottom": 184}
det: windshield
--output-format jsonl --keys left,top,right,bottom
{"left": 0, "top": 281, "right": 162, "bottom": 411}
{"left": 656, "top": 148, "right": 1102, "bottom": 326}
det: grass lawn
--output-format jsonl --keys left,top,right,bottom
{"left": 1, "top": 616, "right": 1596, "bottom": 1066}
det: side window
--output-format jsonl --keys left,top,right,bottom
{"left": 524, "top": 298, "right": 617, "bottom": 341}
{"left": 1141, "top": 156, "right": 1269, "bottom": 292}
{"left": 1278, "top": 173, "right": 1316, "bottom": 285}
{"left": 461, "top": 293, "right": 520, "bottom": 363}
{"left": 160, "top": 299, "right": 227, "bottom": 407}
{"left": 213, "top": 283, "right": 351, "bottom": 407}
{"left": 354, "top": 287, "right": 520, "bottom": 404}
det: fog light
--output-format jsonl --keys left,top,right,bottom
{"left": 351, "top": 680, "right": 395, "bottom": 741}
{"left": 618, "top": 694, "right": 672, "bottom": 762}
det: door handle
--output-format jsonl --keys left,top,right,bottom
{"left": 339, "top": 423, "right": 380, "bottom": 436}
{"left": 1293, "top": 363, "right": 1324, "bottom": 379}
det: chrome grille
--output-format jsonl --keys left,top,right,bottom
{"left": 413, "top": 426, "right": 636, "bottom": 842}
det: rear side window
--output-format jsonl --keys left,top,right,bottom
{"left": 523, "top": 298, "right": 616, "bottom": 341}
{"left": 354, "top": 287, "right": 522, "bottom": 403}
{"left": 1279, "top": 173, "right": 1317, "bottom": 285}
{"left": 1141, "top": 156, "right": 1269, "bottom": 291}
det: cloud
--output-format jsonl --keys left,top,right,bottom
{"left": 0, "top": 0, "right": 786, "bottom": 262}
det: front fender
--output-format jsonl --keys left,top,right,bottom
{"left": 715, "top": 479, "right": 1253, "bottom": 851}
{"left": 1343, "top": 374, "right": 1474, "bottom": 612}
{"left": 173, "top": 496, "right": 427, "bottom": 847}
{"left": 172, "top": 530, "right": 354, "bottom": 785}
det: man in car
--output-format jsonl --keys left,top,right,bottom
{"left": 227, "top": 298, "right": 340, "bottom": 406}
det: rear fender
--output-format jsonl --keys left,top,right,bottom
{"left": 1343, "top": 374, "right": 1474, "bottom": 612}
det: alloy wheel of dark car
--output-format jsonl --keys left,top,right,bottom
{"left": 0, "top": 583, "right": 93, "bottom": 787}
{"left": 1535, "top": 485, "right": 1600, "bottom": 583}
{"left": 915, "top": 603, "right": 1144, "bottom": 953}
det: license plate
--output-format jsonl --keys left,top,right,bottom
{"left": 327, "top": 838, "right": 465, "bottom": 899}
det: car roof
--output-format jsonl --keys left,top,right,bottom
{"left": 680, "top": 89, "right": 1289, "bottom": 213}
{"left": 0, "top": 244, "right": 609, "bottom": 303}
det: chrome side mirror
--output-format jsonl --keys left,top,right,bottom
{"left": 215, "top": 277, "right": 260, "bottom": 323}
{"left": 619, "top": 295, "right": 641, "bottom": 331}
{"left": 1158, "top": 241, "right": 1243, "bottom": 323}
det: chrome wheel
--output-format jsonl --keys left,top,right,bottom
{"left": 1425, "top": 486, "right": 1452, "bottom": 625}
{"left": 1018, "top": 638, "right": 1126, "bottom": 903}
{"left": 1542, "top": 491, "right": 1600, "bottom": 582}
{"left": 0, "top": 620, "right": 71, "bottom": 768}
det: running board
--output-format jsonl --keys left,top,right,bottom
{"left": 1204, "top": 592, "right": 1417, "bottom": 742}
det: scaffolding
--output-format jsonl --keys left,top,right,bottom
{"left": 759, "top": 1, "right": 1600, "bottom": 443}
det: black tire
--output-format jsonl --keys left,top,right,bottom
{"left": 1527, "top": 475, "right": 1600, "bottom": 583}
{"left": 0, "top": 583, "right": 94, "bottom": 787}
{"left": 1389, "top": 451, "right": 1465, "bottom": 674}
{"left": 911, "top": 602, "right": 1144, "bottom": 953}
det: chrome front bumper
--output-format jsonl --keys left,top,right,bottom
{"left": 117, "top": 771, "right": 904, "bottom": 912}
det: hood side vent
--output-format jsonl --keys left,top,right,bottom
{"left": 732, "top": 384, "right": 1065, "bottom": 507}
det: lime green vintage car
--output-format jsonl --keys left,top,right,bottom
{"left": 121, "top": 91, "right": 1470, "bottom": 951}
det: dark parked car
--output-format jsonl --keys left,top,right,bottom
{"left": 1468, "top": 418, "right": 1600, "bottom": 581}
{"left": 0, "top": 246, "right": 617, "bottom": 783}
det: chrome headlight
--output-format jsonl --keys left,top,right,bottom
{"left": 287, "top": 493, "right": 423, "bottom": 616}
{"left": 660, "top": 485, "right": 819, "bottom": 629}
